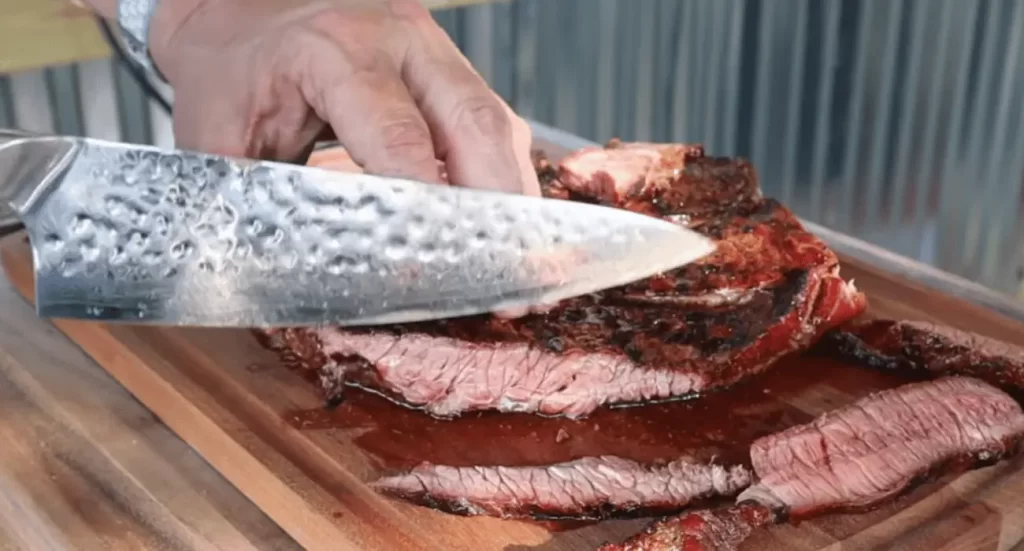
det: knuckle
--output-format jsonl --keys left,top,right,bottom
{"left": 282, "top": 28, "right": 337, "bottom": 73}
{"left": 376, "top": 115, "right": 434, "bottom": 161}
{"left": 451, "top": 96, "right": 512, "bottom": 142}
{"left": 312, "top": 8, "right": 380, "bottom": 37}
{"left": 307, "top": 9, "right": 395, "bottom": 58}
{"left": 388, "top": 0, "right": 432, "bottom": 25}
{"left": 284, "top": 34, "right": 344, "bottom": 113}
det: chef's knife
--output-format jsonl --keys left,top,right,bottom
{"left": 0, "top": 128, "right": 715, "bottom": 327}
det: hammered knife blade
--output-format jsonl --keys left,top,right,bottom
{"left": 0, "top": 129, "right": 716, "bottom": 327}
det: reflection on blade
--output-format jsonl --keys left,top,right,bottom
{"left": 9, "top": 137, "right": 714, "bottom": 327}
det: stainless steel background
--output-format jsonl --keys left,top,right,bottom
{"left": 2, "top": 0, "right": 1023, "bottom": 299}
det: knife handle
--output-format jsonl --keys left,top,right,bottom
{"left": 0, "top": 128, "right": 76, "bottom": 235}
{"left": 0, "top": 129, "right": 35, "bottom": 233}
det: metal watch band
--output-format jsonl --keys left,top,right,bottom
{"left": 116, "top": 0, "right": 164, "bottom": 79}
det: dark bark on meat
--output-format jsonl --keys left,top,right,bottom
{"left": 260, "top": 141, "right": 866, "bottom": 418}
{"left": 372, "top": 456, "right": 751, "bottom": 521}
{"left": 597, "top": 503, "right": 773, "bottom": 551}
{"left": 817, "top": 319, "right": 1024, "bottom": 392}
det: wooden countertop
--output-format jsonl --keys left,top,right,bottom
{"left": 0, "top": 265, "right": 299, "bottom": 550}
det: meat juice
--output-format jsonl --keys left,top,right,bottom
{"left": 284, "top": 355, "right": 916, "bottom": 477}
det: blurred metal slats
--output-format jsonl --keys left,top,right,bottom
{"left": 807, "top": 0, "right": 843, "bottom": 223}
{"left": 2, "top": 0, "right": 1023, "bottom": 297}
{"left": 934, "top": 1, "right": 983, "bottom": 276}
{"left": 689, "top": 0, "right": 710, "bottom": 144}
{"left": 77, "top": 59, "right": 122, "bottom": 142}
{"left": 573, "top": 0, "right": 599, "bottom": 140}
{"left": 887, "top": 0, "right": 933, "bottom": 233}
{"left": 981, "top": 1, "right": 1024, "bottom": 290}
{"left": 552, "top": 0, "right": 580, "bottom": 134}
{"left": 960, "top": 1, "right": 1008, "bottom": 276}
{"left": 907, "top": 0, "right": 955, "bottom": 247}
{"left": 833, "top": 0, "right": 873, "bottom": 232}
{"left": 592, "top": 0, "right": 617, "bottom": 142}
{"left": 717, "top": 0, "right": 745, "bottom": 156}
{"left": 8, "top": 69, "right": 56, "bottom": 133}
{"left": 777, "top": 0, "right": 809, "bottom": 207}
{"left": 669, "top": 0, "right": 694, "bottom": 144}
{"left": 45, "top": 66, "right": 85, "bottom": 137}
{"left": 700, "top": 0, "right": 723, "bottom": 152}
{"left": 749, "top": 0, "right": 779, "bottom": 196}
{"left": 860, "top": 0, "right": 902, "bottom": 232}
{"left": 0, "top": 76, "right": 15, "bottom": 128}
{"left": 612, "top": 0, "right": 638, "bottom": 139}
{"left": 510, "top": 0, "right": 538, "bottom": 118}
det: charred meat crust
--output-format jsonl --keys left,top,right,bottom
{"left": 817, "top": 319, "right": 1024, "bottom": 394}
{"left": 597, "top": 503, "right": 773, "bottom": 551}
{"left": 270, "top": 242, "right": 821, "bottom": 366}
{"left": 259, "top": 329, "right": 327, "bottom": 373}
{"left": 258, "top": 329, "right": 355, "bottom": 408}
{"left": 608, "top": 200, "right": 841, "bottom": 303}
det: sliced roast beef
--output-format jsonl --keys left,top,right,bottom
{"left": 597, "top": 503, "right": 772, "bottom": 551}
{"left": 262, "top": 141, "right": 865, "bottom": 418}
{"left": 740, "top": 376, "right": 1024, "bottom": 518}
{"left": 819, "top": 319, "right": 1024, "bottom": 391}
{"left": 601, "top": 376, "right": 1024, "bottom": 551}
{"left": 372, "top": 456, "right": 751, "bottom": 521}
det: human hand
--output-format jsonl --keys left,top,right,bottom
{"left": 147, "top": 0, "right": 541, "bottom": 196}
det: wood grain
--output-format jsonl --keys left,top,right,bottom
{"left": 0, "top": 253, "right": 298, "bottom": 549}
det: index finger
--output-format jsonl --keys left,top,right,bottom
{"left": 296, "top": 34, "right": 442, "bottom": 184}
{"left": 399, "top": 16, "right": 540, "bottom": 196}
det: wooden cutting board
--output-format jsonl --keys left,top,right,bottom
{"left": 5, "top": 154, "right": 1024, "bottom": 551}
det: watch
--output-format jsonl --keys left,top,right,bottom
{"left": 116, "top": 0, "right": 165, "bottom": 80}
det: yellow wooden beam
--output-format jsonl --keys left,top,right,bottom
{"left": 0, "top": 0, "right": 509, "bottom": 74}
{"left": 0, "top": 0, "right": 110, "bottom": 73}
